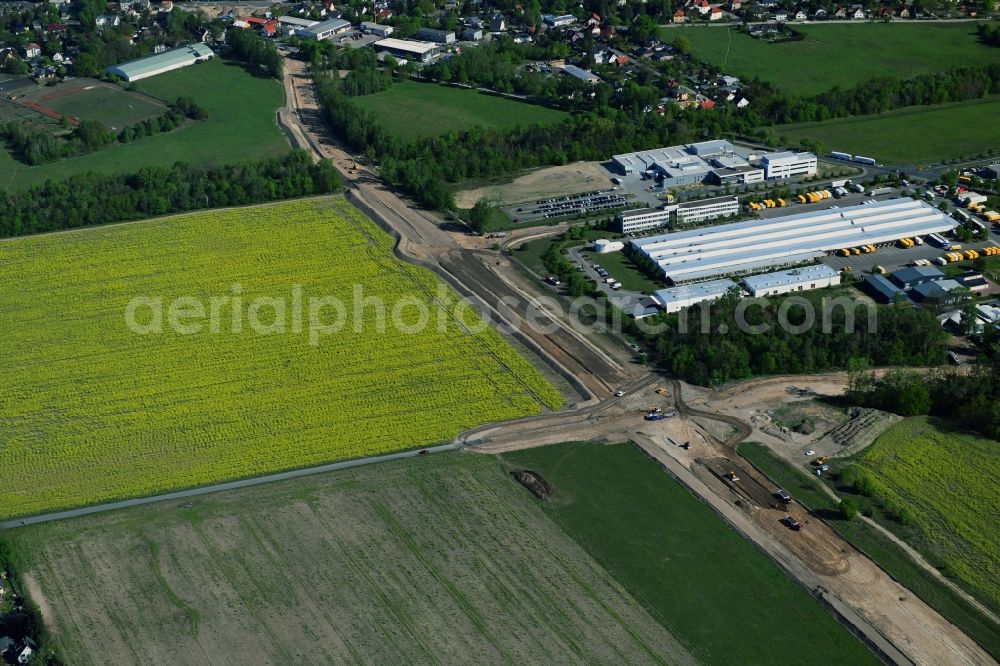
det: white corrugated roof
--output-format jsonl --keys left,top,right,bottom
{"left": 632, "top": 198, "right": 956, "bottom": 283}
{"left": 741, "top": 264, "right": 839, "bottom": 291}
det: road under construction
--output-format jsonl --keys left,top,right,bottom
{"left": 272, "top": 56, "right": 996, "bottom": 666}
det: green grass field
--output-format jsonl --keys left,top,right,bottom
{"left": 854, "top": 417, "right": 1000, "bottom": 610}
{"left": 352, "top": 81, "right": 567, "bottom": 141}
{"left": 582, "top": 248, "right": 663, "bottom": 293}
{"left": 0, "top": 59, "right": 287, "bottom": 192}
{"left": 778, "top": 97, "right": 1000, "bottom": 165}
{"left": 674, "top": 23, "right": 1000, "bottom": 96}
{"left": 738, "top": 441, "right": 1000, "bottom": 658}
{"left": 37, "top": 80, "right": 166, "bottom": 129}
{"left": 4, "top": 453, "right": 694, "bottom": 665}
{"left": 504, "top": 441, "right": 879, "bottom": 665}
{"left": 0, "top": 197, "right": 561, "bottom": 520}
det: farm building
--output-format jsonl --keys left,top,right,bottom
{"left": 631, "top": 198, "right": 956, "bottom": 284}
{"left": 675, "top": 195, "right": 739, "bottom": 225}
{"left": 104, "top": 43, "right": 215, "bottom": 82}
{"left": 618, "top": 207, "right": 672, "bottom": 234}
{"left": 372, "top": 38, "right": 440, "bottom": 62}
{"left": 415, "top": 27, "right": 456, "bottom": 43}
{"left": 302, "top": 18, "right": 352, "bottom": 40}
{"left": 651, "top": 279, "right": 741, "bottom": 313}
{"left": 863, "top": 275, "right": 910, "bottom": 304}
{"left": 740, "top": 264, "right": 841, "bottom": 297}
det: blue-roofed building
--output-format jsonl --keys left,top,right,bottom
{"left": 911, "top": 279, "right": 964, "bottom": 304}
{"left": 889, "top": 266, "right": 944, "bottom": 290}
{"left": 863, "top": 275, "right": 909, "bottom": 303}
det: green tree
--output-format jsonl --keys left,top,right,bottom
{"left": 839, "top": 498, "right": 859, "bottom": 521}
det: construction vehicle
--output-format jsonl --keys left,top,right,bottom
{"left": 812, "top": 456, "right": 830, "bottom": 466}
{"left": 655, "top": 387, "right": 669, "bottom": 395}
{"left": 725, "top": 471, "right": 740, "bottom": 482}
{"left": 782, "top": 515, "right": 804, "bottom": 531}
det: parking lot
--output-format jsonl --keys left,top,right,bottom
{"left": 503, "top": 190, "right": 633, "bottom": 222}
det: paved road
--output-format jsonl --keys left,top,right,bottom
{"left": 0, "top": 443, "right": 460, "bottom": 529}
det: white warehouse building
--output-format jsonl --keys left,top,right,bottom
{"left": 104, "top": 43, "right": 214, "bottom": 82}
{"left": 631, "top": 198, "right": 956, "bottom": 284}
{"left": 652, "top": 279, "right": 741, "bottom": 313}
{"left": 741, "top": 264, "right": 841, "bottom": 297}
{"left": 618, "top": 207, "right": 673, "bottom": 234}
{"left": 303, "top": 18, "right": 353, "bottom": 40}
{"left": 675, "top": 195, "right": 739, "bottom": 224}
{"left": 760, "top": 151, "right": 817, "bottom": 179}
{"left": 373, "top": 37, "right": 440, "bottom": 62}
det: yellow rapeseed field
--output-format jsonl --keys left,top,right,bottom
{"left": 0, "top": 197, "right": 563, "bottom": 519}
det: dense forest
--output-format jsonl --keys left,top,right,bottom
{"left": 623, "top": 290, "right": 949, "bottom": 386}
{"left": 0, "top": 150, "right": 341, "bottom": 237}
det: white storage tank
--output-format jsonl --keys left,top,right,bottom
{"left": 593, "top": 239, "right": 625, "bottom": 253}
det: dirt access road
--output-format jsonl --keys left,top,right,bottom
{"left": 279, "top": 61, "right": 996, "bottom": 666}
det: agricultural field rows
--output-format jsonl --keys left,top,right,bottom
{"left": 5, "top": 453, "right": 695, "bottom": 666}
{"left": 0, "top": 197, "right": 562, "bottom": 519}
{"left": 854, "top": 417, "right": 1000, "bottom": 610}
{"left": 505, "top": 441, "right": 880, "bottom": 665}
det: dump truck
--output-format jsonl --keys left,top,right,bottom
{"left": 655, "top": 387, "right": 669, "bottom": 395}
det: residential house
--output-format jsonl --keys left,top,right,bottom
{"left": 812, "top": 8, "right": 828, "bottom": 18}
{"left": 709, "top": 6, "right": 724, "bottom": 19}
{"left": 95, "top": 14, "right": 121, "bottom": 27}
{"left": 851, "top": 7, "right": 866, "bottom": 18}
{"left": 489, "top": 12, "right": 506, "bottom": 31}
{"left": 23, "top": 42, "right": 41, "bottom": 59}
{"left": 832, "top": 6, "right": 847, "bottom": 17}
{"left": 729, "top": 0, "right": 742, "bottom": 9}
{"left": 673, "top": 9, "right": 686, "bottom": 22}
{"left": 794, "top": 9, "right": 807, "bottom": 20}
{"left": 159, "top": 0, "right": 173, "bottom": 11}
{"left": 773, "top": 9, "right": 788, "bottom": 20}
{"left": 690, "top": 0, "right": 711, "bottom": 14}
{"left": 898, "top": 6, "right": 911, "bottom": 17}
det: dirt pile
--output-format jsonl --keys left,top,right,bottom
{"left": 512, "top": 470, "right": 553, "bottom": 500}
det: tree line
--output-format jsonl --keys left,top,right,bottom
{"left": 316, "top": 74, "right": 685, "bottom": 209}
{"left": 621, "top": 290, "right": 948, "bottom": 387}
{"left": 226, "top": 28, "right": 283, "bottom": 79}
{"left": 846, "top": 331, "right": 1000, "bottom": 441}
{"left": 1, "top": 97, "right": 208, "bottom": 166}
{"left": 0, "top": 150, "right": 341, "bottom": 238}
